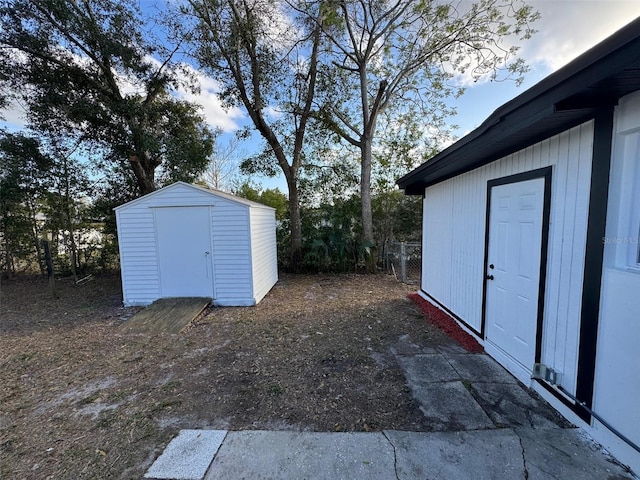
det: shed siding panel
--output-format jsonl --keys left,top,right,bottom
{"left": 210, "top": 202, "right": 254, "bottom": 302}
{"left": 249, "top": 208, "right": 278, "bottom": 303}
{"left": 143, "top": 183, "right": 218, "bottom": 206}
{"left": 116, "top": 207, "right": 160, "bottom": 306}
{"left": 422, "top": 121, "right": 594, "bottom": 394}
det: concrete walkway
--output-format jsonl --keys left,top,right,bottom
{"left": 144, "top": 337, "right": 636, "bottom": 480}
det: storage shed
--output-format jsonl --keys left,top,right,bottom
{"left": 115, "top": 182, "right": 278, "bottom": 307}
{"left": 398, "top": 18, "right": 640, "bottom": 475}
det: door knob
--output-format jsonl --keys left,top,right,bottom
{"left": 485, "top": 274, "right": 494, "bottom": 281}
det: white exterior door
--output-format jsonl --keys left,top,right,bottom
{"left": 485, "top": 178, "right": 545, "bottom": 371}
{"left": 155, "top": 206, "right": 214, "bottom": 298}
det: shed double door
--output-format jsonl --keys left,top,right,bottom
{"left": 155, "top": 206, "right": 214, "bottom": 298}
{"left": 485, "top": 178, "right": 545, "bottom": 371}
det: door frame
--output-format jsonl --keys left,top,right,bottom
{"left": 481, "top": 166, "right": 553, "bottom": 366}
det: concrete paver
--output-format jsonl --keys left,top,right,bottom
{"left": 390, "top": 334, "right": 439, "bottom": 355}
{"left": 445, "top": 353, "right": 518, "bottom": 384}
{"left": 516, "top": 427, "right": 633, "bottom": 480}
{"left": 411, "top": 381, "right": 495, "bottom": 431}
{"left": 144, "top": 429, "right": 226, "bottom": 480}
{"left": 434, "top": 343, "right": 469, "bottom": 355}
{"left": 204, "top": 431, "right": 396, "bottom": 480}
{"left": 385, "top": 429, "right": 525, "bottom": 480}
{"left": 470, "top": 382, "right": 567, "bottom": 429}
{"left": 395, "top": 354, "right": 461, "bottom": 384}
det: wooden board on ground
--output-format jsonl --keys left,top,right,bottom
{"left": 121, "top": 297, "right": 211, "bottom": 334}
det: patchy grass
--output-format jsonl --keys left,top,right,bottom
{"left": 0, "top": 272, "right": 451, "bottom": 479}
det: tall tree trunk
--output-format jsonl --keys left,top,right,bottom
{"left": 129, "top": 154, "right": 157, "bottom": 195}
{"left": 360, "top": 135, "right": 376, "bottom": 272}
{"left": 26, "top": 197, "right": 45, "bottom": 275}
{"left": 287, "top": 177, "right": 303, "bottom": 270}
{"left": 3, "top": 236, "right": 15, "bottom": 279}
{"left": 360, "top": 135, "right": 374, "bottom": 244}
{"left": 62, "top": 160, "right": 78, "bottom": 282}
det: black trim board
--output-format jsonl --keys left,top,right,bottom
{"left": 575, "top": 106, "right": 615, "bottom": 423}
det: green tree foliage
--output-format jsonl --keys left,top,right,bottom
{"left": 0, "top": 132, "right": 51, "bottom": 276}
{"left": 312, "top": 0, "right": 539, "bottom": 247}
{"left": 0, "top": 0, "right": 214, "bottom": 195}
{"left": 0, "top": 131, "right": 111, "bottom": 277}
{"left": 372, "top": 190, "right": 422, "bottom": 246}
{"left": 182, "top": 0, "right": 323, "bottom": 266}
{"left": 39, "top": 138, "right": 93, "bottom": 280}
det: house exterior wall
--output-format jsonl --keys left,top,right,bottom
{"left": 249, "top": 207, "right": 278, "bottom": 304}
{"left": 421, "top": 121, "right": 595, "bottom": 395}
{"left": 592, "top": 90, "right": 640, "bottom": 473}
{"left": 116, "top": 182, "right": 277, "bottom": 307}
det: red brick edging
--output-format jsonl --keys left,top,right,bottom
{"left": 407, "top": 293, "right": 484, "bottom": 353}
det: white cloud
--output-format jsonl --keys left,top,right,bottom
{"left": 0, "top": 52, "right": 245, "bottom": 134}
{"left": 175, "top": 67, "right": 245, "bottom": 132}
{"left": 446, "top": 0, "right": 640, "bottom": 87}
{"left": 520, "top": 1, "right": 640, "bottom": 73}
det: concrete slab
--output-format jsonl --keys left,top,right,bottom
{"left": 390, "top": 334, "right": 439, "bottom": 355}
{"left": 470, "top": 383, "right": 570, "bottom": 429}
{"left": 145, "top": 429, "right": 227, "bottom": 480}
{"left": 205, "top": 431, "right": 397, "bottom": 480}
{"left": 435, "top": 343, "right": 469, "bottom": 355}
{"left": 446, "top": 354, "right": 518, "bottom": 384}
{"left": 385, "top": 429, "right": 525, "bottom": 480}
{"left": 396, "top": 354, "right": 461, "bottom": 385}
{"left": 412, "top": 381, "right": 495, "bottom": 431}
{"left": 515, "top": 427, "right": 635, "bottom": 480}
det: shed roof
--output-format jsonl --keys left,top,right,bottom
{"left": 397, "top": 16, "right": 640, "bottom": 195}
{"left": 114, "top": 181, "right": 275, "bottom": 211}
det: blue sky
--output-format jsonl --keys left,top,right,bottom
{"left": 449, "top": 1, "right": 640, "bottom": 136}
{"left": 2, "top": 1, "right": 640, "bottom": 192}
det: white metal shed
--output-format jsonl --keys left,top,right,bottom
{"left": 115, "top": 181, "right": 278, "bottom": 307}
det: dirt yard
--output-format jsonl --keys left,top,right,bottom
{"left": 0, "top": 273, "right": 452, "bottom": 479}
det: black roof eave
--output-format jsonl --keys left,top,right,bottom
{"left": 397, "top": 17, "right": 640, "bottom": 195}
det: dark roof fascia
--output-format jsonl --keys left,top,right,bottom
{"left": 398, "top": 17, "right": 640, "bottom": 195}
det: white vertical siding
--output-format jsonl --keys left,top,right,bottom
{"left": 422, "top": 182, "right": 453, "bottom": 308}
{"left": 210, "top": 198, "right": 254, "bottom": 305}
{"left": 542, "top": 124, "right": 593, "bottom": 395}
{"left": 116, "top": 203, "right": 161, "bottom": 306}
{"left": 249, "top": 207, "right": 278, "bottom": 304}
{"left": 421, "top": 121, "right": 594, "bottom": 395}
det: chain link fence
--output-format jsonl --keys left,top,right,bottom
{"left": 384, "top": 241, "right": 421, "bottom": 284}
